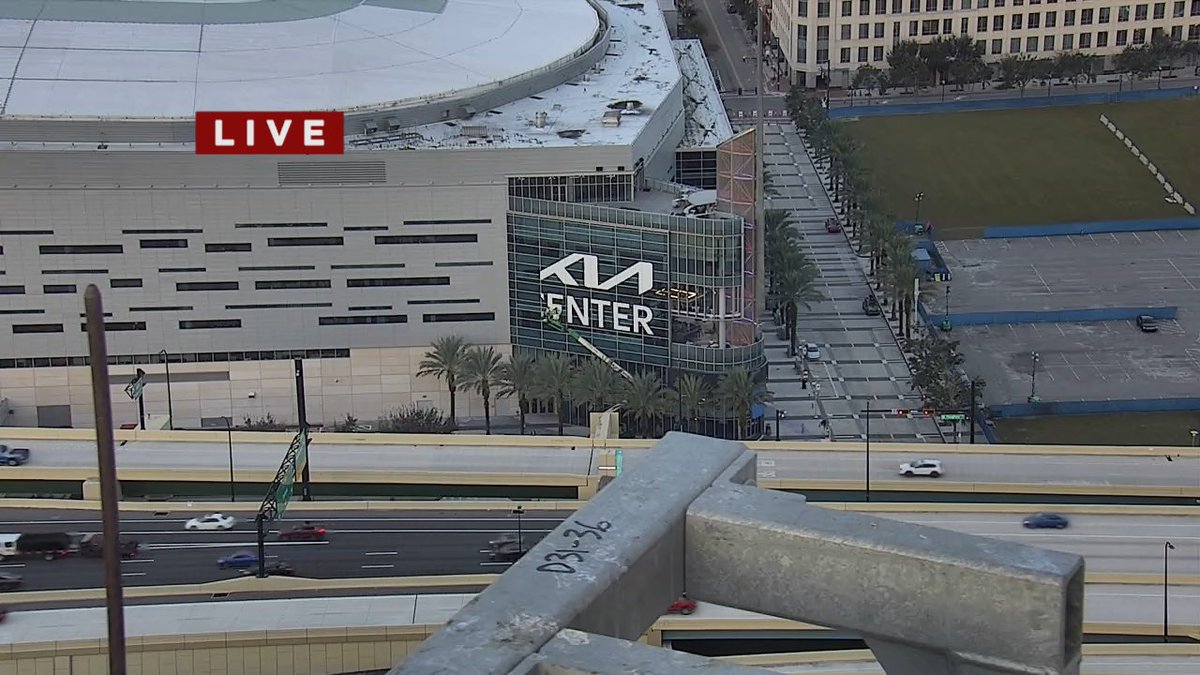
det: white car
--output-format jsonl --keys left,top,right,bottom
{"left": 898, "top": 459, "right": 943, "bottom": 478}
{"left": 803, "top": 343, "right": 821, "bottom": 361}
{"left": 185, "top": 513, "right": 237, "bottom": 531}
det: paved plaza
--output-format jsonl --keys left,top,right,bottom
{"left": 932, "top": 232, "right": 1200, "bottom": 405}
{"left": 752, "top": 123, "right": 942, "bottom": 443}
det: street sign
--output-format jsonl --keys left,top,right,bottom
{"left": 939, "top": 414, "right": 967, "bottom": 422}
{"left": 124, "top": 369, "right": 146, "bottom": 401}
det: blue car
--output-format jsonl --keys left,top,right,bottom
{"left": 1022, "top": 512, "right": 1069, "bottom": 529}
{"left": 217, "top": 551, "right": 258, "bottom": 568}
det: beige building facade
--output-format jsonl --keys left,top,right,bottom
{"left": 770, "top": 0, "right": 1200, "bottom": 86}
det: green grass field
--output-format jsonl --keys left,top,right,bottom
{"left": 993, "top": 410, "right": 1200, "bottom": 446}
{"left": 845, "top": 99, "right": 1197, "bottom": 239}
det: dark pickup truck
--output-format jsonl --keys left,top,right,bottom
{"left": 0, "top": 444, "right": 31, "bottom": 467}
{"left": 78, "top": 533, "right": 141, "bottom": 559}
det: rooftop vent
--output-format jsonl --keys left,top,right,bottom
{"left": 363, "top": 120, "right": 379, "bottom": 135}
{"left": 557, "top": 129, "right": 586, "bottom": 139}
{"left": 385, "top": 117, "right": 401, "bottom": 131}
{"left": 461, "top": 126, "right": 488, "bottom": 138}
{"left": 534, "top": 112, "right": 549, "bottom": 129}
{"left": 608, "top": 100, "right": 643, "bottom": 111}
{"left": 601, "top": 111, "right": 622, "bottom": 127}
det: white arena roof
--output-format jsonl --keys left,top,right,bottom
{"left": 0, "top": 0, "right": 602, "bottom": 119}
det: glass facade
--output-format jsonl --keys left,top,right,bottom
{"left": 675, "top": 149, "right": 718, "bottom": 189}
{"left": 507, "top": 196, "right": 765, "bottom": 377}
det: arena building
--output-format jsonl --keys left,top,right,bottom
{"left": 0, "top": 0, "right": 763, "bottom": 430}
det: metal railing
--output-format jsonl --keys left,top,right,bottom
{"left": 670, "top": 337, "right": 765, "bottom": 373}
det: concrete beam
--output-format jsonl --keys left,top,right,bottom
{"left": 392, "top": 433, "right": 748, "bottom": 674}
{"left": 685, "top": 482, "right": 1084, "bottom": 675}
{"left": 517, "top": 629, "right": 769, "bottom": 674}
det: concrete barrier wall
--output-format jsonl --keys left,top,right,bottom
{"left": 982, "top": 216, "right": 1200, "bottom": 239}
{"left": 990, "top": 396, "right": 1200, "bottom": 418}
{"left": 943, "top": 306, "right": 1178, "bottom": 326}
{"left": 828, "top": 84, "right": 1199, "bottom": 119}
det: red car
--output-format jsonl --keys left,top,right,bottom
{"left": 279, "top": 524, "right": 327, "bottom": 541}
{"left": 666, "top": 596, "right": 697, "bottom": 615}
{"left": 824, "top": 218, "right": 842, "bottom": 233}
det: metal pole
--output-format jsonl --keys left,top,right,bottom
{"left": 775, "top": 409, "right": 782, "bottom": 441}
{"left": 225, "top": 416, "right": 235, "bottom": 502}
{"left": 159, "top": 350, "right": 174, "bottom": 430}
{"left": 1030, "top": 351, "right": 1039, "bottom": 400}
{"left": 1163, "top": 541, "right": 1174, "bottom": 642}
{"left": 256, "top": 513, "right": 267, "bottom": 578}
{"left": 514, "top": 505, "right": 525, "bottom": 554}
{"left": 865, "top": 401, "right": 871, "bottom": 502}
{"left": 83, "top": 285, "right": 127, "bottom": 675}
{"left": 294, "top": 358, "right": 312, "bottom": 501}
{"left": 753, "top": 2, "right": 767, "bottom": 320}
{"left": 969, "top": 379, "right": 977, "bottom": 444}
{"left": 136, "top": 367, "right": 146, "bottom": 431}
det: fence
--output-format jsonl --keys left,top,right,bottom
{"left": 829, "top": 83, "right": 1199, "bottom": 119}
{"left": 989, "top": 397, "right": 1200, "bottom": 418}
{"left": 981, "top": 216, "right": 1200, "bottom": 239}
{"left": 935, "top": 306, "right": 1177, "bottom": 327}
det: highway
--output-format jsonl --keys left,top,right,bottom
{"left": 1, "top": 509, "right": 1195, "bottom": 593}
{"left": 7, "top": 438, "right": 1199, "bottom": 491}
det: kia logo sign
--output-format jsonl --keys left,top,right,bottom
{"left": 195, "top": 111, "right": 344, "bottom": 155}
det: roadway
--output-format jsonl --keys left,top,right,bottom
{"left": 7, "top": 439, "right": 1199, "bottom": 491}
{"left": 1, "top": 509, "right": 1195, "bottom": 592}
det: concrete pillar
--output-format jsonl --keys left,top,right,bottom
{"left": 82, "top": 477, "right": 121, "bottom": 502}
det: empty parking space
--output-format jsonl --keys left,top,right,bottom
{"left": 932, "top": 232, "right": 1200, "bottom": 405}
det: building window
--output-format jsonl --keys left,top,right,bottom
{"left": 892, "top": 0, "right": 902, "bottom": 12}
{"left": 254, "top": 280, "right": 332, "bottom": 290}
{"left": 1132, "top": 27, "right": 1146, "bottom": 42}
{"left": 1082, "top": 7, "right": 1093, "bottom": 23}
{"left": 79, "top": 321, "right": 146, "bottom": 332}
{"left": 840, "top": 46, "right": 852, "bottom": 62}
{"left": 1026, "top": 35, "right": 1038, "bottom": 49}
{"left": 111, "top": 278, "right": 142, "bottom": 288}
{"left": 842, "top": 23, "right": 852, "bottom": 39}
{"left": 1079, "top": 31, "right": 1092, "bottom": 47}
{"left": 346, "top": 276, "right": 451, "bottom": 288}
{"left": 1063, "top": 32, "right": 1074, "bottom": 48}
{"left": 873, "top": 45, "right": 885, "bottom": 59}
{"left": 241, "top": 265, "right": 316, "bottom": 272}
{"left": 818, "top": 0, "right": 830, "bottom": 17}
{"left": 861, "top": 0, "right": 872, "bottom": 14}
{"left": 942, "top": 17, "right": 952, "bottom": 31}
{"left": 1065, "top": 9, "right": 1075, "bottom": 23}
{"left": 234, "top": 222, "right": 327, "bottom": 229}
{"left": 1116, "top": 28, "right": 1128, "bottom": 44}
{"left": 1044, "top": 34, "right": 1056, "bottom": 49}
{"left": 877, "top": 0, "right": 888, "bottom": 13}
{"left": 1012, "top": 14, "right": 1023, "bottom": 28}
{"left": 909, "top": 20, "right": 918, "bottom": 35}
{"left": 1134, "top": 4, "right": 1146, "bottom": 20}
{"left": 961, "top": 16, "right": 969, "bottom": 31}
{"left": 909, "top": 0, "right": 918, "bottom": 11}
{"left": 318, "top": 314, "right": 408, "bottom": 326}
{"left": 1029, "top": 12, "right": 1041, "bottom": 26}
{"left": 1097, "top": 30, "right": 1109, "bottom": 46}
{"left": 375, "top": 233, "right": 479, "bottom": 246}
{"left": 1010, "top": 36, "right": 1022, "bottom": 51}
{"left": 859, "top": 23, "right": 869, "bottom": 38}
{"left": 977, "top": 14, "right": 989, "bottom": 29}
{"left": 266, "top": 236, "right": 344, "bottom": 247}
{"left": 1173, "top": 0, "right": 1184, "bottom": 17}
{"left": 842, "top": 0, "right": 853, "bottom": 15}
{"left": 961, "top": 0, "right": 972, "bottom": 6}
{"left": 407, "top": 298, "right": 481, "bottom": 306}
{"left": 0, "top": 285, "right": 26, "bottom": 295}
{"left": 39, "top": 244, "right": 123, "bottom": 255}
{"left": 179, "top": 319, "right": 242, "bottom": 329}
{"left": 1100, "top": 7, "right": 1111, "bottom": 22}
{"left": 991, "top": 38, "right": 1003, "bottom": 52}
{"left": 434, "top": 261, "right": 495, "bottom": 268}
{"left": 177, "top": 281, "right": 239, "bottom": 291}
{"left": 1153, "top": 2, "right": 1165, "bottom": 18}
{"left": 206, "top": 243, "right": 252, "bottom": 253}
{"left": 422, "top": 312, "right": 496, "bottom": 323}
{"left": 43, "top": 284, "right": 76, "bottom": 294}
{"left": 226, "top": 303, "right": 332, "bottom": 310}
{"left": 140, "top": 239, "right": 188, "bottom": 249}
{"left": 159, "top": 267, "right": 205, "bottom": 274}
{"left": 922, "top": 18, "right": 938, "bottom": 33}
{"left": 994, "top": 14, "right": 1004, "bottom": 29}
{"left": 1047, "top": 10, "right": 1057, "bottom": 25}
{"left": 130, "top": 306, "right": 193, "bottom": 312}
{"left": 858, "top": 46, "right": 869, "bottom": 61}
{"left": 875, "top": 21, "right": 885, "bottom": 36}
{"left": 924, "top": 0, "right": 935, "bottom": 10}
{"left": 13, "top": 323, "right": 63, "bottom": 334}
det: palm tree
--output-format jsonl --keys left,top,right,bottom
{"left": 534, "top": 353, "right": 576, "bottom": 435}
{"left": 882, "top": 236, "right": 914, "bottom": 322}
{"left": 717, "top": 367, "right": 773, "bottom": 439}
{"left": 774, "top": 252, "right": 824, "bottom": 355}
{"left": 417, "top": 335, "right": 471, "bottom": 425}
{"left": 675, "top": 373, "right": 712, "bottom": 433}
{"left": 765, "top": 209, "right": 800, "bottom": 296}
{"left": 619, "top": 371, "right": 674, "bottom": 438}
{"left": 573, "top": 358, "right": 622, "bottom": 415}
{"left": 889, "top": 255, "right": 922, "bottom": 339}
{"left": 461, "top": 346, "right": 503, "bottom": 434}
{"left": 497, "top": 352, "right": 538, "bottom": 435}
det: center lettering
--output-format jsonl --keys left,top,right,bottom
{"left": 544, "top": 292, "right": 655, "bottom": 336}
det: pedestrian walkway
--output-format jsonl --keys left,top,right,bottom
{"left": 758, "top": 123, "right": 942, "bottom": 443}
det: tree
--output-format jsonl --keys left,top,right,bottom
{"left": 380, "top": 405, "right": 454, "bottom": 434}
{"left": 534, "top": 353, "right": 576, "bottom": 436}
{"left": 717, "top": 367, "right": 773, "bottom": 439}
{"left": 240, "top": 412, "right": 286, "bottom": 431}
{"left": 774, "top": 251, "right": 824, "bottom": 355}
{"left": 674, "top": 373, "right": 712, "bottom": 433}
{"left": 1053, "top": 51, "right": 1091, "bottom": 89}
{"left": 887, "top": 40, "right": 930, "bottom": 92}
{"left": 919, "top": 36, "right": 957, "bottom": 86}
{"left": 619, "top": 371, "right": 674, "bottom": 438}
{"left": 417, "top": 335, "right": 471, "bottom": 425}
{"left": 851, "top": 64, "right": 885, "bottom": 93}
{"left": 997, "top": 54, "right": 1037, "bottom": 95}
{"left": 1148, "top": 34, "right": 1182, "bottom": 77}
{"left": 572, "top": 357, "right": 622, "bottom": 415}
{"left": 461, "top": 346, "right": 504, "bottom": 434}
{"left": 497, "top": 352, "right": 538, "bottom": 435}
{"left": 1115, "top": 44, "right": 1158, "bottom": 85}
{"left": 890, "top": 254, "right": 923, "bottom": 340}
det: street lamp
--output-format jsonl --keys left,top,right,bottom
{"left": 864, "top": 401, "right": 872, "bottom": 502}
{"left": 223, "top": 416, "right": 235, "bottom": 502}
{"left": 1163, "top": 541, "right": 1175, "bottom": 642}
{"left": 1189, "top": 429, "right": 1198, "bottom": 447}
{"left": 913, "top": 191, "right": 925, "bottom": 225}
{"left": 158, "top": 350, "right": 174, "bottom": 430}
{"left": 775, "top": 409, "right": 785, "bottom": 441}
{"left": 940, "top": 285, "right": 952, "bottom": 332}
{"left": 513, "top": 505, "right": 526, "bottom": 556}
{"left": 1029, "top": 351, "right": 1041, "bottom": 403}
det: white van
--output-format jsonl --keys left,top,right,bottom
{"left": 0, "top": 534, "right": 20, "bottom": 558}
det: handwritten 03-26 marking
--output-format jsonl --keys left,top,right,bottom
{"left": 535, "top": 519, "right": 613, "bottom": 574}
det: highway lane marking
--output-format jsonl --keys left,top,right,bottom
{"left": 0, "top": 563, "right": 25, "bottom": 568}
{"left": 121, "top": 572, "right": 146, "bottom": 577}
{"left": 361, "top": 564, "right": 394, "bottom": 570}
{"left": 479, "top": 561, "right": 513, "bottom": 567}
{"left": 364, "top": 551, "right": 398, "bottom": 556}
{"left": 121, "top": 558, "right": 155, "bottom": 563}
{"left": 142, "top": 541, "right": 329, "bottom": 551}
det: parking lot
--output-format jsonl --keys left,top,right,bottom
{"left": 931, "top": 231, "right": 1200, "bottom": 405}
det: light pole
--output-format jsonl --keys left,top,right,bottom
{"left": 1189, "top": 429, "right": 1198, "bottom": 447}
{"left": 775, "top": 409, "right": 785, "bottom": 441}
{"left": 864, "top": 401, "right": 871, "bottom": 502}
{"left": 913, "top": 191, "right": 925, "bottom": 226}
{"left": 1029, "top": 351, "right": 1041, "bottom": 402}
{"left": 158, "top": 350, "right": 174, "bottom": 430}
{"left": 513, "top": 505, "right": 525, "bottom": 556}
{"left": 223, "top": 416, "right": 235, "bottom": 502}
{"left": 1163, "top": 541, "right": 1175, "bottom": 642}
{"left": 941, "top": 285, "right": 952, "bottom": 332}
